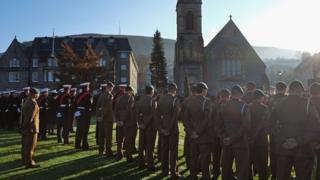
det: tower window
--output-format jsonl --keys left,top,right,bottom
{"left": 186, "top": 11, "right": 195, "bottom": 31}
{"left": 222, "top": 59, "right": 241, "bottom": 77}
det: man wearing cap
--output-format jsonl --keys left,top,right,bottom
{"left": 210, "top": 89, "right": 230, "bottom": 180}
{"left": 269, "top": 81, "right": 320, "bottom": 180}
{"left": 248, "top": 89, "right": 269, "bottom": 180}
{"left": 184, "top": 82, "right": 212, "bottom": 179}
{"left": 135, "top": 85, "right": 157, "bottom": 170}
{"left": 37, "top": 89, "right": 49, "bottom": 140}
{"left": 21, "top": 88, "right": 40, "bottom": 168}
{"left": 215, "top": 85, "right": 251, "bottom": 180}
{"left": 56, "top": 85, "right": 72, "bottom": 144}
{"left": 96, "top": 82, "right": 115, "bottom": 157}
{"left": 114, "top": 85, "right": 135, "bottom": 162}
{"left": 156, "top": 83, "right": 182, "bottom": 178}
{"left": 75, "top": 83, "right": 92, "bottom": 150}
{"left": 267, "top": 81, "right": 287, "bottom": 180}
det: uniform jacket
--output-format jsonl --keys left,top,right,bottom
{"left": 115, "top": 93, "right": 135, "bottom": 127}
{"left": 184, "top": 95, "right": 212, "bottom": 144}
{"left": 269, "top": 95, "right": 320, "bottom": 157}
{"left": 96, "top": 91, "right": 114, "bottom": 123}
{"left": 135, "top": 95, "right": 156, "bottom": 130}
{"left": 215, "top": 98, "right": 251, "bottom": 148}
{"left": 21, "top": 98, "right": 40, "bottom": 133}
{"left": 157, "top": 94, "right": 180, "bottom": 135}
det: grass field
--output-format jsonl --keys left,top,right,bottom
{"left": 0, "top": 120, "right": 264, "bottom": 180}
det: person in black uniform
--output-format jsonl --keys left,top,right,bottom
{"left": 75, "top": 82, "right": 92, "bottom": 150}
{"left": 38, "top": 88, "right": 49, "bottom": 140}
{"left": 56, "top": 85, "right": 72, "bottom": 144}
{"left": 47, "top": 90, "right": 59, "bottom": 135}
{"left": 69, "top": 88, "right": 77, "bottom": 133}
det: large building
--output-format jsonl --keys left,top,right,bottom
{"left": 174, "top": 0, "right": 269, "bottom": 95}
{"left": 0, "top": 35, "right": 139, "bottom": 91}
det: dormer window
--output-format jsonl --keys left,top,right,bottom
{"left": 42, "top": 38, "right": 49, "bottom": 44}
{"left": 9, "top": 58, "right": 20, "bottom": 67}
{"left": 48, "top": 57, "right": 57, "bottom": 67}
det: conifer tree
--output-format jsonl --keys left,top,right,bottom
{"left": 150, "top": 30, "right": 168, "bottom": 90}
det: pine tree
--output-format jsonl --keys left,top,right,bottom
{"left": 150, "top": 30, "right": 168, "bottom": 90}
{"left": 55, "top": 41, "right": 107, "bottom": 88}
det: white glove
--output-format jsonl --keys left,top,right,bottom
{"left": 74, "top": 111, "right": 81, "bottom": 118}
{"left": 56, "top": 112, "right": 62, "bottom": 118}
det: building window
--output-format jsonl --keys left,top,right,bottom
{"left": 32, "top": 58, "right": 39, "bottom": 67}
{"left": 120, "top": 77, "right": 127, "bottom": 83}
{"left": 44, "top": 71, "right": 54, "bottom": 82}
{"left": 120, "top": 52, "right": 128, "bottom": 59}
{"left": 9, "top": 58, "right": 20, "bottom": 67}
{"left": 8, "top": 72, "right": 20, "bottom": 82}
{"left": 222, "top": 59, "right": 241, "bottom": 77}
{"left": 42, "top": 38, "right": 49, "bottom": 44}
{"left": 120, "top": 64, "right": 127, "bottom": 70}
{"left": 186, "top": 11, "right": 195, "bottom": 31}
{"left": 99, "top": 58, "right": 107, "bottom": 67}
{"left": 108, "top": 38, "right": 115, "bottom": 45}
{"left": 32, "top": 72, "right": 38, "bottom": 82}
{"left": 48, "top": 58, "right": 57, "bottom": 67}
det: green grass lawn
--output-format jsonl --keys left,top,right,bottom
{"left": 0, "top": 120, "right": 263, "bottom": 180}
{"left": 0, "top": 120, "right": 189, "bottom": 180}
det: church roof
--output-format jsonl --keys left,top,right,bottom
{"left": 205, "top": 18, "right": 261, "bottom": 63}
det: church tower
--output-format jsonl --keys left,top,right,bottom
{"left": 174, "top": 0, "right": 204, "bottom": 95}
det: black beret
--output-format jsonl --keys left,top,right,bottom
{"left": 168, "top": 83, "right": 178, "bottom": 90}
{"left": 30, "top": 88, "right": 40, "bottom": 95}
{"left": 289, "top": 80, "right": 304, "bottom": 93}
{"left": 231, "top": 85, "right": 244, "bottom": 95}
{"left": 197, "top": 82, "right": 208, "bottom": 90}
{"left": 253, "top": 89, "right": 266, "bottom": 99}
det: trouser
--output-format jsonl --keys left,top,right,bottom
{"left": 277, "top": 155, "right": 314, "bottom": 180}
{"left": 211, "top": 136, "right": 222, "bottom": 180}
{"left": 62, "top": 114, "right": 71, "bottom": 144}
{"left": 124, "top": 126, "right": 136, "bottom": 160}
{"left": 138, "top": 127, "right": 156, "bottom": 168}
{"left": 160, "top": 133, "right": 179, "bottom": 175}
{"left": 116, "top": 126, "right": 124, "bottom": 156}
{"left": 98, "top": 121, "right": 113, "bottom": 155}
{"left": 221, "top": 146, "right": 250, "bottom": 180}
{"left": 184, "top": 132, "right": 191, "bottom": 169}
{"left": 57, "top": 120, "right": 63, "bottom": 142}
{"left": 190, "top": 141, "right": 211, "bottom": 180}
{"left": 75, "top": 115, "right": 91, "bottom": 149}
{"left": 22, "top": 132, "right": 38, "bottom": 166}
{"left": 249, "top": 144, "right": 268, "bottom": 180}
{"left": 39, "top": 111, "right": 47, "bottom": 139}
{"left": 270, "top": 135, "right": 277, "bottom": 179}
{"left": 96, "top": 121, "right": 100, "bottom": 145}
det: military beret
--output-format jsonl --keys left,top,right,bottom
{"left": 197, "top": 82, "right": 208, "bottom": 90}
{"left": 253, "top": 89, "right": 266, "bottom": 99}
{"left": 231, "top": 85, "right": 244, "bottom": 95}
{"left": 289, "top": 80, "right": 304, "bottom": 93}
{"left": 168, "top": 83, "right": 178, "bottom": 90}
{"left": 30, "top": 88, "right": 40, "bottom": 95}
{"left": 126, "top": 85, "right": 134, "bottom": 92}
{"left": 276, "top": 81, "right": 287, "bottom": 91}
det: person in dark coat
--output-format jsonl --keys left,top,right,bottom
{"left": 75, "top": 83, "right": 92, "bottom": 150}
{"left": 267, "top": 81, "right": 287, "bottom": 180}
{"left": 37, "top": 88, "right": 49, "bottom": 140}
{"left": 184, "top": 82, "right": 212, "bottom": 179}
{"left": 136, "top": 85, "right": 157, "bottom": 170}
{"left": 269, "top": 81, "right": 320, "bottom": 180}
{"left": 248, "top": 89, "right": 269, "bottom": 180}
{"left": 215, "top": 85, "right": 251, "bottom": 180}
{"left": 242, "top": 82, "right": 256, "bottom": 104}
{"left": 157, "top": 83, "right": 182, "bottom": 178}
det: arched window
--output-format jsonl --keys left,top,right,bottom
{"left": 185, "top": 11, "right": 195, "bottom": 31}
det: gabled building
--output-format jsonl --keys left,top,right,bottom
{"left": 0, "top": 35, "right": 139, "bottom": 91}
{"left": 174, "top": 0, "right": 269, "bottom": 95}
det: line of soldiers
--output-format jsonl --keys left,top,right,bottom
{"left": 4, "top": 79, "right": 320, "bottom": 179}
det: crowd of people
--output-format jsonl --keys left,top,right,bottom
{"left": 2, "top": 80, "right": 320, "bottom": 180}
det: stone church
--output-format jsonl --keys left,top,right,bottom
{"left": 174, "top": 0, "right": 269, "bottom": 95}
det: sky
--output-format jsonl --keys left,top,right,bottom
{"left": 0, "top": 0, "right": 320, "bottom": 53}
